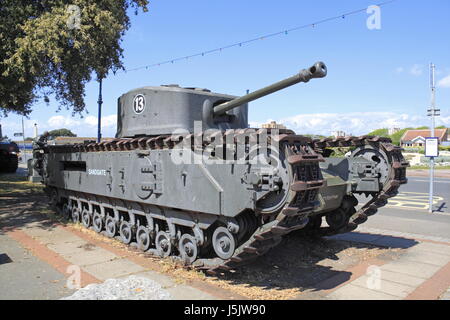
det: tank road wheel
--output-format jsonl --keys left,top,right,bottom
{"left": 155, "top": 231, "right": 172, "bottom": 257}
{"left": 92, "top": 212, "right": 104, "bottom": 233}
{"left": 179, "top": 234, "right": 198, "bottom": 265}
{"left": 119, "top": 221, "right": 134, "bottom": 244}
{"left": 71, "top": 206, "right": 80, "bottom": 223}
{"left": 136, "top": 226, "right": 152, "bottom": 251}
{"left": 81, "top": 209, "right": 92, "bottom": 228}
{"left": 105, "top": 216, "right": 118, "bottom": 238}
{"left": 212, "top": 227, "right": 236, "bottom": 260}
{"left": 325, "top": 208, "right": 349, "bottom": 230}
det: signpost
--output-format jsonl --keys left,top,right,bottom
{"left": 425, "top": 137, "right": 439, "bottom": 158}
{"left": 427, "top": 63, "right": 440, "bottom": 213}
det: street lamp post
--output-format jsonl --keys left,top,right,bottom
{"left": 97, "top": 79, "right": 103, "bottom": 143}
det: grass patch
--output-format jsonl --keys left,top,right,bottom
{"left": 0, "top": 174, "right": 44, "bottom": 195}
{"left": 408, "top": 166, "right": 450, "bottom": 170}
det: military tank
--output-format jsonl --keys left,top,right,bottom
{"left": 34, "top": 61, "right": 408, "bottom": 274}
{"left": 0, "top": 140, "right": 19, "bottom": 173}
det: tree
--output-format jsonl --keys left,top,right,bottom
{"left": 0, "top": 0, "right": 148, "bottom": 116}
{"left": 367, "top": 128, "right": 389, "bottom": 137}
{"left": 390, "top": 128, "right": 411, "bottom": 146}
{"left": 48, "top": 128, "right": 77, "bottom": 137}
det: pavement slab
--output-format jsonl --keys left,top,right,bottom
{"left": 25, "top": 226, "right": 82, "bottom": 245}
{"left": 0, "top": 234, "right": 75, "bottom": 300}
{"left": 327, "top": 283, "right": 400, "bottom": 300}
{"left": 373, "top": 269, "right": 427, "bottom": 287}
{"left": 400, "top": 250, "right": 450, "bottom": 267}
{"left": 407, "top": 242, "right": 450, "bottom": 257}
{"left": 381, "top": 260, "right": 441, "bottom": 279}
{"left": 70, "top": 257, "right": 146, "bottom": 281}
{"left": 132, "top": 270, "right": 218, "bottom": 300}
{"left": 350, "top": 275, "right": 416, "bottom": 298}
{"left": 440, "top": 288, "right": 450, "bottom": 300}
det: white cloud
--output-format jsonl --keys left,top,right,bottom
{"left": 410, "top": 64, "right": 423, "bottom": 76}
{"left": 395, "top": 67, "right": 404, "bottom": 73}
{"left": 84, "top": 115, "right": 117, "bottom": 128}
{"left": 437, "top": 75, "right": 450, "bottom": 88}
{"left": 257, "top": 111, "right": 450, "bottom": 136}
{"left": 47, "top": 115, "right": 81, "bottom": 128}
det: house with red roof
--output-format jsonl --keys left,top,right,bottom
{"left": 400, "top": 128, "right": 448, "bottom": 147}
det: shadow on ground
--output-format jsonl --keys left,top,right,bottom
{"left": 0, "top": 173, "right": 58, "bottom": 236}
{"left": 210, "top": 230, "right": 418, "bottom": 297}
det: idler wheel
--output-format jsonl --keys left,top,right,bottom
{"left": 105, "top": 216, "right": 118, "bottom": 238}
{"left": 155, "top": 231, "right": 172, "bottom": 257}
{"left": 325, "top": 208, "right": 349, "bottom": 230}
{"left": 212, "top": 227, "right": 236, "bottom": 260}
{"left": 71, "top": 206, "right": 80, "bottom": 223}
{"left": 119, "top": 221, "right": 134, "bottom": 244}
{"left": 81, "top": 209, "right": 92, "bottom": 228}
{"left": 136, "top": 226, "right": 152, "bottom": 251}
{"left": 179, "top": 234, "right": 198, "bottom": 264}
{"left": 92, "top": 212, "right": 104, "bottom": 233}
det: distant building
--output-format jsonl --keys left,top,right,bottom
{"left": 261, "top": 121, "right": 286, "bottom": 130}
{"left": 332, "top": 130, "right": 346, "bottom": 138}
{"left": 388, "top": 127, "right": 401, "bottom": 135}
{"left": 400, "top": 128, "right": 448, "bottom": 147}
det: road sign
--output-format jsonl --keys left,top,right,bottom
{"left": 425, "top": 137, "right": 439, "bottom": 158}
{"left": 13, "top": 132, "right": 23, "bottom": 137}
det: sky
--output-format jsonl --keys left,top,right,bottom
{"left": 1, "top": 0, "right": 450, "bottom": 139}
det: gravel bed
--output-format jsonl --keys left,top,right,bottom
{"left": 62, "top": 275, "right": 172, "bottom": 300}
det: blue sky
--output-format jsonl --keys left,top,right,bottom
{"left": 2, "top": 0, "right": 450, "bottom": 139}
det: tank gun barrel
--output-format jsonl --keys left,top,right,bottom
{"left": 213, "top": 61, "right": 327, "bottom": 116}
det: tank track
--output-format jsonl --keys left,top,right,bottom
{"left": 42, "top": 129, "right": 326, "bottom": 274}
{"left": 308, "top": 135, "right": 409, "bottom": 237}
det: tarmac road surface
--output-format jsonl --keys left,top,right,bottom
{"left": 361, "top": 175, "right": 450, "bottom": 241}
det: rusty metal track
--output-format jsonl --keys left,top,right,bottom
{"left": 308, "top": 135, "right": 409, "bottom": 237}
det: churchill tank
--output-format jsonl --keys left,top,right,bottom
{"left": 34, "top": 61, "right": 408, "bottom": 274}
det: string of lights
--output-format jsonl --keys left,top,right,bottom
{"left": 123, "top": 0, "right": 397, "bottom": 73}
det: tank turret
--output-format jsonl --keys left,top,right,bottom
{"left": 116, "top": 62, "right": 327, "bottom": 138}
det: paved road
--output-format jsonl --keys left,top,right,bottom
{"left": 0, "top": 234, "right": 74, "bottom": 300}
{"left": 361, "top": 176, "right": 450, "bottom": 241}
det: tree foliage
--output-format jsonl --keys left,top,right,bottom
{"left": 0, "top": 0, "right": 148, "bottom": 116}
{"left": 367, "top": 128, "right": 389, "bottom": 137}
{"left": 48, "top": 128, "right": 77, "bottom": 137}
{"left": 367, "top": 126, "right": 442, "bottom": 146}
